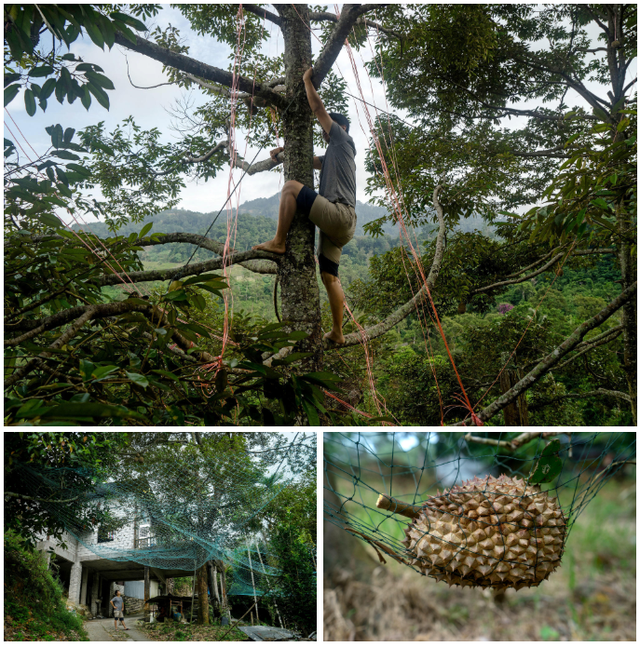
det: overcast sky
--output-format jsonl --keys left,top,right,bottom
{"left": 5, "top": 5, "right": 395, "bottom": 226}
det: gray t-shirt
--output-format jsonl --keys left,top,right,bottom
{"left": 317, "top": 121, "right": 356, "bottom": 207}
{"left": 111, "top": 596, "right": 123, "bottom": 611}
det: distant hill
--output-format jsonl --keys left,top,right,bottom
{"left": 237, "top": 193, "right": 399, "bottom": 236}
{"left": 72, "top": 193, "right": 492, "bottom": 241}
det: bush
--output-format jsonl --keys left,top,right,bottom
{"left": 4, "top": 531, "right": 88, "bottom": 641}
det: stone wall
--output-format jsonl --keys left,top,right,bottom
{"left": 123, "top": 595, "right": 145, "bottom": 614}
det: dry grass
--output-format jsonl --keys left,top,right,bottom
{"left": 324, "top": 478, "right": 636, "bottom": 641}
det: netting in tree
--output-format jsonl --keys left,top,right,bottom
{"left": 16, "top": 433, "right": 314, "bottom": 597}
{"left": 324, "top": 432, "right": 635, "bottom": 591}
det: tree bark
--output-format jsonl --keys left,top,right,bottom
{"left": 617, "top": 205, "right": 637, "bottom": 424}
{"left": 500, "top": 368, "right": 529, "bottom": 426}
{"left": 196, "top": 563, "right": 210, "bottom": 625}
{"left": 143, "top": 566, "right": 151, "bottom": 622}
{"left": 275, "top": 5, "right": 322, "bottom": 372}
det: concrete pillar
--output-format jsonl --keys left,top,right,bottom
{"left": 80, "top": 568, "right": 89, "bottom": 606}
{"left": 69, "top": 562, "right": 83, "bottom": 604}
{"left": 91, "top": 574, "right": 100, "bottom": 616}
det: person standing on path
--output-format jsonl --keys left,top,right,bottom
{"left": 110, "top": 590, "right": 128, "bottom": 631}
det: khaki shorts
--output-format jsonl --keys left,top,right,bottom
{"left": 308, "top": 195, "right": 357, "bottom": 266}
{"left": 113, "top": 610, "right": 124, "bottom": 618}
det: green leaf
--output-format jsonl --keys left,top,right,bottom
{"left": 24, "top": 88, "right": 36, "bottom": 116}
{"left": 54, "top": 150, "right": 80, "bottom": 160}
{"left": 87, "top": 83, "right": 110, "bottom": 110}
{"left": 152, "top": 369, "right": 181, "bottom": 381}
{"left": 110, "top": 11, "right": 148, "bottom": 31}
{"left": 63, "top": 127, "right": 75, "bottom": 144}
{"left": 85, "top": 71, "right": 115, "bottom": 90}
{"left": 4, "top": 73, "right": 21, "bottom": 87}
{"left": 83, "top": 20, "right": 105, "bottom": 49}
{"left": 288, "top": 331, "right": 308, "bottom": 341}
{"left": 4, "top": 84, "right": 20, "bottom": 107}
{"left": 29, "top": 66, "right": 55, "bottom": 78}
{"left": 529, "top": 439, "right": 563, "bottom": 484}
{"left": 37, "top": 213, "right": 63, "bottom": 229}
{"left": 91, "top": 365, "right": 119, "bottom": 381}
{"left": 139, "top": 222, "right": 153, "bottom": 238}
{"left": 304, "top": 371, "right": 341, "bottom": 382}
{"left": 65, "top": 163, "right": 91, "bottom": 177}
{"left": 301, "top": 398, "right": 320, "bottom": 426}
{"left": 80, "top": 85, "right": 91, "bottom": 110}
{"left": 126, "top": 372, "right": 149, "bottom": 388}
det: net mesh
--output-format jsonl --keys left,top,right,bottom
{"left": 18, "top": 433, "right": 315, "bottom": 597}
{"left": 324, "top": 431, "right": 635, "bottom": 589}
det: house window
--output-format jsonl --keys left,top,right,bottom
{"left": 137, "top": 523, "right": 155, "bottom": 548}
{"left": 97, "top": 527, "right": 115, "bottom": 543}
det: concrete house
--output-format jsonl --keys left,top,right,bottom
{"left": 37, "top": 516, "right": 190, "bottom": 617}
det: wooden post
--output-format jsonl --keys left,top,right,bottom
{"left": 255, "top": 542, "right": 283, "bottom": 628}
{"left": 247, "top": 547, "right": 259, "bottom": 624}
{"left": 143, "top": 566, "right": 150, "bottom": 621}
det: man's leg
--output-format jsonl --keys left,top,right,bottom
{"left": 253, "top": 180, "right": 304, "bottom": 254}
{"left": 321, "top": 271, "right": 345, "bottom": 344}
{"left": 114, "top": 616, "right": 118, "bottom": 629}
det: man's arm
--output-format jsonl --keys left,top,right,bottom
{"left": 303, "top": 68, "right": 333, "bottom": 135}
{"left": 313, "top": 156, "right": 323, "bottom": 170}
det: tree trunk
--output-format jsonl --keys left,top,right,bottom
{"left": 143, "top": 566, "right": 150, "bottom": 622}
{"left": 196, "top": 563, "right": 210, "bottom": 625}
{"left": 500, "top": 368, "right": 529, "bottom": 425}
{"left": 617, "top": 206, "right": 637, "bottom": 424}
{"left": 276, "top": 5, "right": 323, "bottom": 373}
{"left": 207, "top": 560, "right": 219, "bottom": 618}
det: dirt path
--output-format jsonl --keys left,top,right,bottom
{"left": 84, "top": 614, "right": 149, "bottom": 642}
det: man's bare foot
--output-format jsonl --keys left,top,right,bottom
{"left": 253, "top": 239, "right": 286, "bottom": 254}
{"left": 324, "top": 330, "right": 345, "bottom": 345}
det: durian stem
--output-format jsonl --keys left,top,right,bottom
{"left": 376, "top": 493, "right": 422, "bottom": 519}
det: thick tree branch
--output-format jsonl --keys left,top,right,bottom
{"left": 452, "top": 281, "right": 637, "bottom": 425}
{"left": 135, "top": 233, "right": 277, "bottom": 275}
{"left": 331, "top": 185, "right": 446, "bottom": 350}
{"left": 511, "top": 146, "right": 570, "bottom": 158}
{"left": 308, "top": 9, "right": 402, "bottom": 40}
{"left": 470, "top": 248, "right": 615, "bottom": 296}
{"left": 235, "top": 150, "right": 284, "bottom": 175}
{"left": 98, "top": 249, "right": 280, "bottom": 286}
{"left": 184, "top": 140, "right": 228, "bottom": 163}
{"left": 464, "top": 431, "right": 564, "bottom": 451}
{"left": 5, "top": 307, "right": 96, "bottom": 387}
{"left": 113, "top": 31, "right": 286, "bottom": 109}
{"left": 312, "top": 4, "right": 380, "bottom": 87}
{"left": 552, "top": 325, "right": 623, "bottom": 371}
{"left": 183, "top": 73, "right": 285, "bottom": 101}
{"left": 242, "top": 4, "right": 283, "bottom": 27}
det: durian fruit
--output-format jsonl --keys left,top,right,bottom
{"left": 401, "top": 474, "right": 566, "bottom": 590}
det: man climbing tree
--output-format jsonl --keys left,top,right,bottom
{"left": 254, "top": 66, "right": 357, "bottom": 345}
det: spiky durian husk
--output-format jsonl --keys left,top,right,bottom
{"left": 402, "top": 474, "right": 566, "bottom": 590}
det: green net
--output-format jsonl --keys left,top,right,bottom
{"left": 324, "top": 431, "right": 635, "bottom": 589}
{"left": 17, "top": 432, "right": 315, "bottom": 597}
